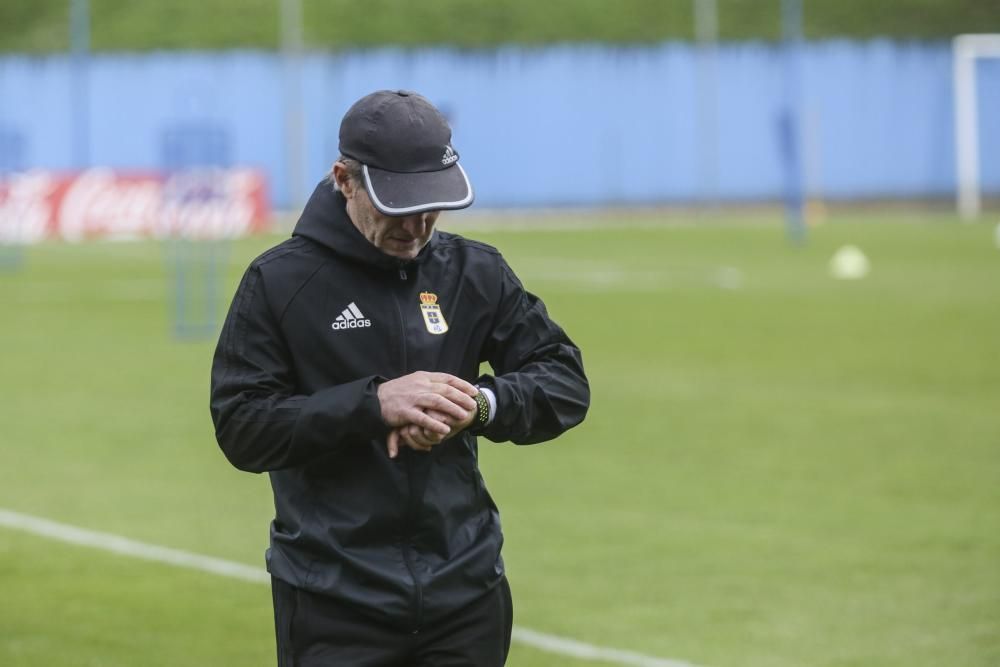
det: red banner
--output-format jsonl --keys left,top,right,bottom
{"left": 0, "top": 168, "right": 269, "bottom": 244}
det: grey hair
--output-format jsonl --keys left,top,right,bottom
{"left": 327, "top": 156, "right": 364, "bottom": 191}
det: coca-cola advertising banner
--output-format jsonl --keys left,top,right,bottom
{"left": 0, "top": 168, "right": 269, "bottom": 244}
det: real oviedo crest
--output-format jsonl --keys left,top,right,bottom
{"left": 419, "top": 292, "right": 449, "bottom": 335}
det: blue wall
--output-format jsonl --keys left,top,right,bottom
{"left": 1, "top": 42, "right": 997, "bottom": 209}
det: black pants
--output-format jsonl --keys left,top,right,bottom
{"left": 271, "top": 577, "right": 513, "bottom": 667}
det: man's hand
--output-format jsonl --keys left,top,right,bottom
{"left": 389, "top": 407, "right": 476, "bottom": 458}
{"left": 377, "top": 372, "right": 478, "bottom": 458}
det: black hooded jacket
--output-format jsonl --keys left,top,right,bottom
{"left": 210, "top": 180, "right": 589, "bottom": 629}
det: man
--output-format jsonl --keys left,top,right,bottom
{"left": 210, "top": 90, "right": 589, "bottom": 666}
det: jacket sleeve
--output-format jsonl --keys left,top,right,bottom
{"left": 475, "top": 257, "right": 589, "bottom": 445}
{"left": 209, "top": 265, "right": 388, "bottom": 473}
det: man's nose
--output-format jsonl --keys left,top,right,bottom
{"left": 401, "top": 216, "right": 426, "bottom": 236}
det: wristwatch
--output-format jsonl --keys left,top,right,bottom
{"left": 473, "top": 389, "right": 491, "bottom": 428}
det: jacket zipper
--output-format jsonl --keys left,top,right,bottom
{"left": 400, "top": 543, "right": 423, "bottom": 632}
{"left": 391, "top": 273, "right": 408, "bottom": 373}
{"left": 391, "top": 267, "right": 422, "bottom": 631}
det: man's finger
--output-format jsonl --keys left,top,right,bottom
{"left": 428, "top": 373, "right": 478, "bottom": 396}
{"left": 415, "top": 423, "right": 445, "bottom": 446}
{"left": 424, "top": 409, "right": 454, "bottom": 425}
{"left": 387, "top": 430, "right": 399, "bottom": 459}
{"left": 404, "top": 424, "right": 429, "bottom": 448}
{"left": 407, "top": 408, "right": 452, "bottom": 435}
{"left": 432, "top": 384, "right": 477, "bottom": 411}
{"left": 444, "top": 376, "right": 479, "bottom": 396}
{"left": 419, "top": 393, "right": 471, "bottom": 421}
{"left": 399, "top": 427, "right": 418, "bottom": 450}
{"left": 401, "top": 426, "right": 435, "bottom": 452}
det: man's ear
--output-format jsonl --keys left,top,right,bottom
{"left": 332, "top": 162, "right": 356, "bottom": 198}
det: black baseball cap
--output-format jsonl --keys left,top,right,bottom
{"left": 338, "top": 90, "right": 474, "bottom": 216}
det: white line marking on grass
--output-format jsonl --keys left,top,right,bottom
{"left": 10, "top": 279, "right": 166, "bottom": 304}
{"left": 512, "top": 627, "right": 700, "bottom": 667}
{"left": 0, "top": 508, "right": 701, "bottom": 667}
{"left": 0, "top": 508, "right": 268, "bottom": 584}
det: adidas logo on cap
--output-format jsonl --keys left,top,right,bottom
{"left": 332, "top": 302, "right": 372, "bottom": 330}
{"left": 441, "top": 145, "right": 458, "bottom": 165}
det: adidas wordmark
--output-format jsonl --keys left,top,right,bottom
{"left": 332, "top": 302, "right": 372, "bottom": 330}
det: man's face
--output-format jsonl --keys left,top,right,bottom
{"left": 349, "top": 188, "right": 440, "bottom": 260}
{"left": 337, "top": 165, "right": 440, "bottom": 260}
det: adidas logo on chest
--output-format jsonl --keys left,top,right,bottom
{"left": 331, "top": 302, "right": 372, "bottom": 331}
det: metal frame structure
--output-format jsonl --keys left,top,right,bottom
{"left": 953, "top": 34, "right": 1000, "bottom": 220}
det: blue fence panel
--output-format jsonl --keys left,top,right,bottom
{"left": 0, "top": 42, "right": 997, "bottom": 209}
{"left": 803, "top": 40, "right": 955, "bottom": 198}
{"left": 978, "top": 58, "right": 1000, "bottom": 192}
{"left": 84, "top": 52, "right": 286, "bottom": 192}
{"left": 0, "top": 57, "right": 76, "bottom": 170}
{"left": 0, "top": 125, "right": 25, "bottom": 172}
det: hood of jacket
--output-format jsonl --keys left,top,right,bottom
{"left": 291, "top": 179, "right": 439, "bottom": 272}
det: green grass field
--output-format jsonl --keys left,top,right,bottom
{"left": 1, "top": 209, "right": 998, "bottom": 666}
{"left": 4, "top": 0, "right": 998, "bottom": 52}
